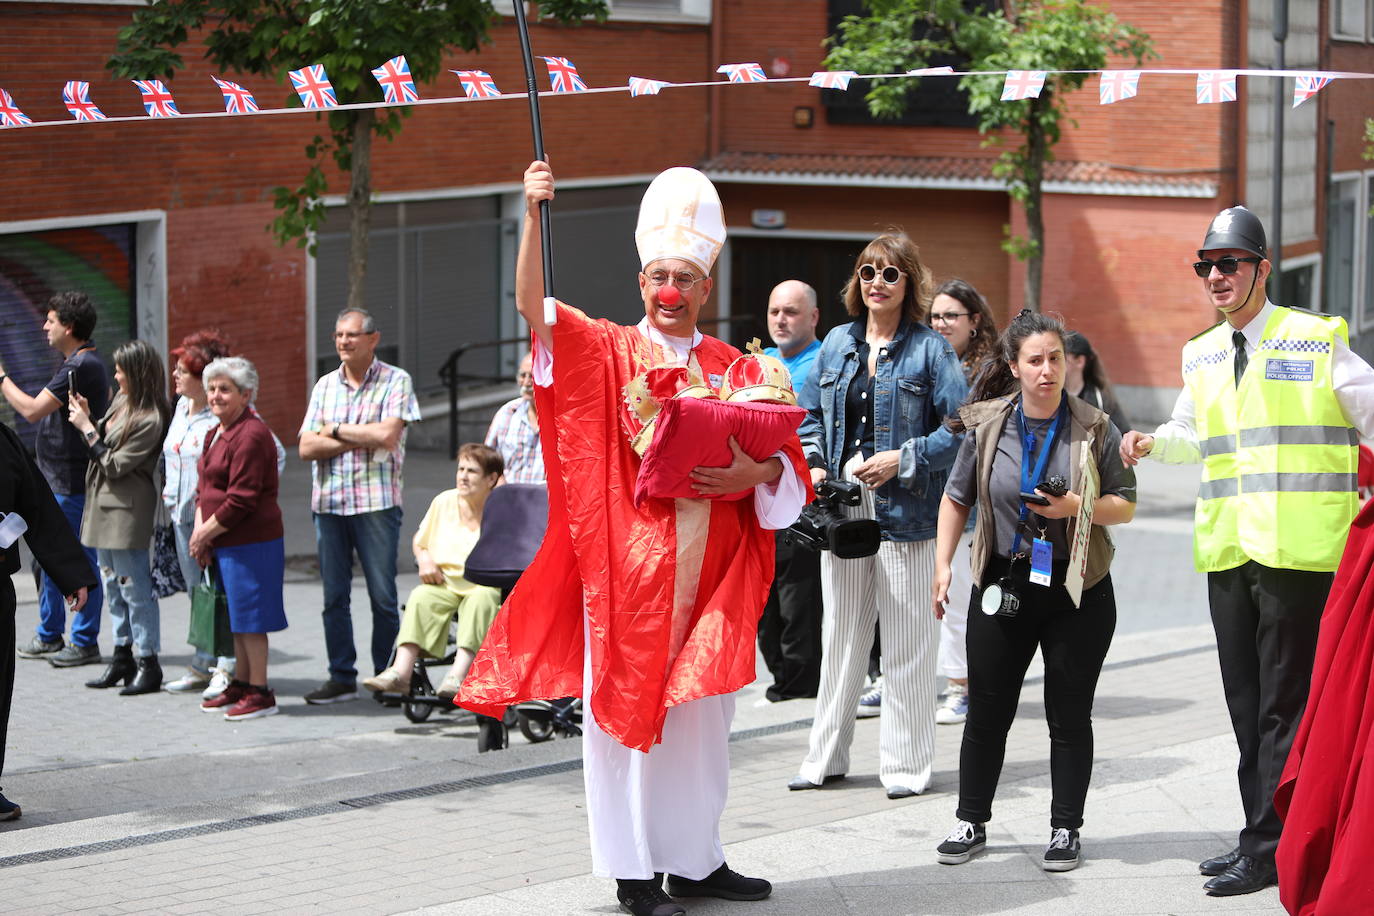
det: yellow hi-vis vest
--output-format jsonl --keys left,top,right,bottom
{"left": 1182, "top": 306, "right": 1358, "bottom": 573}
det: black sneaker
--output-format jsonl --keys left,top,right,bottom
{"left": 936, "top": 819, "right": 987, "bottom": 864}
{"left": 49, "top": 643, "right": 101, "bottom": 667}
{"left": 304, "top": 679, "right": 358, "bottom": 705}
{"left": 0, "top": 791, "right": 19, "bottom": 822}
{"left": 616, "top": 877, "right": 685, "bottom": 916}
{"left": 1043, "top": 827, "right": 1081, "bottom": 872}
{"left": 16, "top": 636, "right": 63, "bottom": 659}
{"left": 666, "top": 862, "right": 771, "bottom": 901}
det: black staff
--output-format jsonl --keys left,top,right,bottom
{"left": 512, "top": 0, "right": 557, "bottom": 325}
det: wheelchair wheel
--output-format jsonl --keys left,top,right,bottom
{"left": 403, "top": 699, "right": 434, "bottom": 723}
{"left": 403, "top": 667, "right": 436, "bottom": 723}
{"left": 518, "top": 712, "right": 555, "bottom": 743}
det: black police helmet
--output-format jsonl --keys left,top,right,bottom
{"left": 1198, "top": 206, "right": 1268, "bottom": 260}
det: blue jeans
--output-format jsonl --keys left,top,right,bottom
{"left": 173, "top": 520, "right": 234, "bottom": 675}
{"left": 36, "top": 492, "right": 103, "bottom": 647}
{"left": 98, "top": 547, "right": 160, "bottom": 656}
{"left": 314, "top": 507, "right": 401, "bottom": 685}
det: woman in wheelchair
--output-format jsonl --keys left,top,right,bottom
{"left": 363, "top": 443, "right": 505, "bottom": 700}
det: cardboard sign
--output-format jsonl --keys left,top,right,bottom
{"left": 1065, "top": 440, "right": 1099, "bottom": 608}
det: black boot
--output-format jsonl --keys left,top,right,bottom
{"left": 85, "top": 644, "right": 135, "bottom": 689}
{"left": 119, "top": 654, "right": 163, "bottom": 696}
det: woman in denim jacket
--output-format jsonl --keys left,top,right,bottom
{"left": 789, "top": 232, "right": 969, "bottom": 799}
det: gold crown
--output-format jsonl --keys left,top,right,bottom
{"left": 719, "top": 339, "right": 797, "bottom": 406}
{"left": 624, "top": 366, "right": 717, "bottom": 456}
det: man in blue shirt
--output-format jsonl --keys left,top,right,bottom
{"left": 760, "top": 280, "right": 824, "bottom": 701}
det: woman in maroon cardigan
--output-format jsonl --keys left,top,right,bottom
{"left": 189, "top": 356, "right": 287, "bottom": 721}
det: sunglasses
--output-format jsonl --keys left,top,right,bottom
{"left": 858, "top": 264, "right": 903, "bottom": 284}
{"left": 1192, "top": 256, "right": 1261, "bottom": 279}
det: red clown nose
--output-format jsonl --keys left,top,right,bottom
{"left": 657, "top": 285, "right": 682, "bottom": 306}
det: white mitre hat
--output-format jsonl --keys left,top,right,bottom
{"left": 635, "top": 167, "right": 726, "bottom": 275}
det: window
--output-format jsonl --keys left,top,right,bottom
{"left": 606, "top": 0, "right": 709, "bottom": 23}
{"left": 1275, "top": 259, "right": 1318, "bottom": 312}
{"left": 1333, "top": 0, "right": 1367, "bottom": 40}
{"left": 1325, "top": 177, "right": 1359, "bottom": 321}
{"left": 1365, "top": 172, "right": 1374, "bottom": 322}
{"left": 823, "top": 0, "right": 995, "bottom": 128}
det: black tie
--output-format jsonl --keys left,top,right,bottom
{"left": 1233, "top": 330, "right": 1248, "bottom": 387}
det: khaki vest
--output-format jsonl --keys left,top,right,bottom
{"left": 1183, "top": 307, "right": 1357, "bottom": 573}
{"left": 957, "top": 395, "right": 1116, "bottom": 590}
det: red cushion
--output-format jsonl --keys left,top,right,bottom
{"left": 634, "top": 397, "right": 806, "bottom": 506}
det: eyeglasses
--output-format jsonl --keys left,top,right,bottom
{"left": 930, "top": 311, "right": 970, "bottom": 324}
{"left": 645, "top": 269, "right": 704, "bottom": 292}
{"left": 858, "top": 264, "right": 903, "bottom": 285}
{"left": 1192, "top": 256, "right": 1261, "bottom": 279}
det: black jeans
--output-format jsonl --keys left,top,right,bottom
{"left": 757, "top": 533, "right": 823, "bottom": 701}
{"left": 0, "top": 576, "right": 17, "bottom": 790}
{"left": 1208, "top": 561, "right": 1328, "bottom": 864}
{"left": 956, "top": 557, "right": 1116, "bottom": 830}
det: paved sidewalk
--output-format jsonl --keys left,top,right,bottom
{"left": 0, "top": 622, "right": 1282, "bottom": 915}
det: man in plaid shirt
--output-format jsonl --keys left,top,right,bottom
{"left": 298, "top": 308, "right": 421, "bottom": 705}
{"left": 483, "top": 352, "right": 544, "bottom": 484}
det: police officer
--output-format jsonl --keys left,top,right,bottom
{"left": 1121, "top": 206, "right": 1374, "bottom": 896}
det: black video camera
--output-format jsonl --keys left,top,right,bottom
{"left": 785, "top": 479, "right": 882, "bottom": 559}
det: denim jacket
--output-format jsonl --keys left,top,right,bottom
{"left": 799, "top": 319, "right": 968, "bottom": 541}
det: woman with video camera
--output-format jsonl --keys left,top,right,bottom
{"left": 790, "top": 231, "right": 969, "bottom": 800}
{"left": 931, "top": 310, "right": 1136, "bottom": 872}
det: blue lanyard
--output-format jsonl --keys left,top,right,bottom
{"left": 1011, "top": 396, "right": 1066, "bottom": 556}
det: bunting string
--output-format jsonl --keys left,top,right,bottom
{"left": 1, "top": 62, "right": 1369, "bottom": 130}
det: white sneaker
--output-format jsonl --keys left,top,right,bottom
{"left": 936, "top": 682, "right": 969, "bottom": 725}
{"left": 202, "top": 666, "right": 234, "bottom": 701}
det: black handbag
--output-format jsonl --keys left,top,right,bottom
{"left": 151, "top": 521, "right": 186, "bottom": 598}
{"left": 188, "top": 567, "right": 234, "bottom": 658}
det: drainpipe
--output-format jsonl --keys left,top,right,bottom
{"left": 1271, "top": 0, "right": 1288, "bottom": 279}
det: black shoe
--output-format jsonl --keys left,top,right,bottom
{"left": 616, "top": 877, "right": 685, "bottom": 916}
{"left": 304, "top": 679, "right": 359, "bottom": 704}
{"left": 49, "top": 643, "right": 101, "bottom": 667}
{"left": 85, "top": 645, "right": 136, "bottom": 689}
{"left": 1203, "top": 855, "right": 1277, "bottom": 896}
{"left": 118, "top": 654, "right": 163, "bottom": 696}
{"left": 0, "top": 791, "right": 19, "bottom": 822}
{"left": 666, "top": 862, "right": 771, "bottom": 901}
{"left": 1199, "top": 846, "right": 1241, "bottom": 876}
{"left": 787, "top": 773, "right": 845, "bottom": 791}
{"left": 886, "top": 784, "right": 918, "bottom": 799}
{"left": 937, "top": 819, "right": 987, "bottom": 865}
{"left": 1042, "top": 827, "right": 1081, "bottom": 872}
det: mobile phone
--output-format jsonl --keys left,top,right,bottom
{"left": 68, "top": 370, "right": 74, "bottom": 395}
{"left": 1020, "top": 490, "right": 1051, "bottom": 506}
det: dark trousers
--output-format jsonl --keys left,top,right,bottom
{"left": 957, "top": 558, "right": 1117, "bottom": 830}
{"left": 0, "top": 576, "right": 17, "bottom": 789}
{"left": 1207, "top": 561, "right": 1329, "bottom": 864}
{"left": 758, "top": 533, "right": 822, "bottom": 701}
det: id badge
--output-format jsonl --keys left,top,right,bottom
{"left": 1029, "top": 537, "right": 1053, "bottom": 587}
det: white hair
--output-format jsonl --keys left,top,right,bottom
{"left": 202, "top": 356, "right": 259, "bottom": 400}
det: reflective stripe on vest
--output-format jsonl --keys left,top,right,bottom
{"left": 1182, "top": 307, "right": 1357, "bottom": 573}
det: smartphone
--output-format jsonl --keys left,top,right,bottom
{"left": 68, "top": 370, "right": 74, "bottom": 397}
{"left": 1020, "top": 490, "right": 1051, "bottom": 506}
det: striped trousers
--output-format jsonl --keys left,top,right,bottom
{"left": 797, "top": 456, "right": 940, "bottom": 792}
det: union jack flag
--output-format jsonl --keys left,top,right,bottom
{"left": 1292, "top": 74, "right": 1332, "bottom": 108}
{"left": 809, "top": 71, "right": 857, "bottom": 91}
{"left": 717, "top": 63, "right": 767, "bottom": 84}
{"left": 451, "top": 70, "right": 501, "bottom": 99}
{"left": 289, "top": 65, "right": 337, "bottom": 109}
{"left": 0, "top": 88, "right": 31, "bottom": 127}
{"left": 541, "top": 57, "right": 588, "bottom": 93}
{"left": 133, "top": 79, "right": 180, "bottom": 117}
{"left": 1098, "top": 70, "right": 1140, "bottom": 105}
{"left": 1196, "top": 70, "right": 1237, "bottom": 105}
{"left": 211, "top": 76, "right": 259, "bottom": 114}
{"left": 62, "top": 81, "right": 107, "bottom": 121}
{"left": 1001, "top": 70, "right": 1047, "bottom": 101}
{"left": 628, "top": 77, "right": 667, "bottom": 98}
{"left": 372, "top": 55, "right": 420, "bottom": 104}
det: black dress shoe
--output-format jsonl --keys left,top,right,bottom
{"left": 1204, "top": 855, "right": 1277, "bottom": 896}
{"left": 787, "top": 773, "right": 845, "bottom": 791}
{"left": 616, "top": 877, "right": 685, "bottom": 916}
{"left": 1199, "top": 846, "right": 1241, "bottom": 876}
{"left": 666, "top": 862, "right": 771, "bottom": 901}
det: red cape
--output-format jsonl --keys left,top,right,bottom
{"left": 1275, "top": 498, "right": 1374, "bottom": 914}
{"left": 458, "top": 303, "right": 810, "bottom": 751}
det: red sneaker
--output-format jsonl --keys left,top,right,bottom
{"left": 201, "top": 681, "right": 247, "bottom": 713}
{"left": 224, "top": 687, "right": 279, "bottom": 721}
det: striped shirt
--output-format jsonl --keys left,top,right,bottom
{"left": 484, "top": 396, "right": 544, "bottom": 484}
{"left": 301, "top": 359, "right": 421, "bottom": 515}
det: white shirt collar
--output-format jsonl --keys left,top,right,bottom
{"left": 636, "top": 317, "right": 702, "bottom": 363}
{"left": 1235, "top": 300, "right": 1276, "bottom": 351}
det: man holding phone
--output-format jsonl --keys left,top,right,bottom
{"left": 0, "top": 291, "right": 108, "bottom": 667}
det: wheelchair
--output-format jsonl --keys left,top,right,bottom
{"left": 371, "top": 483, "right": 548, "bottom": 752}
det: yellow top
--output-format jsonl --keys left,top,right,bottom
{"left": 414, "top": 489, "right": 483, "bottom": 596}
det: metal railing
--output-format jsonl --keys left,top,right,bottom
{"left": 437, "top": 314, "right": 764, "bottom": 458}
